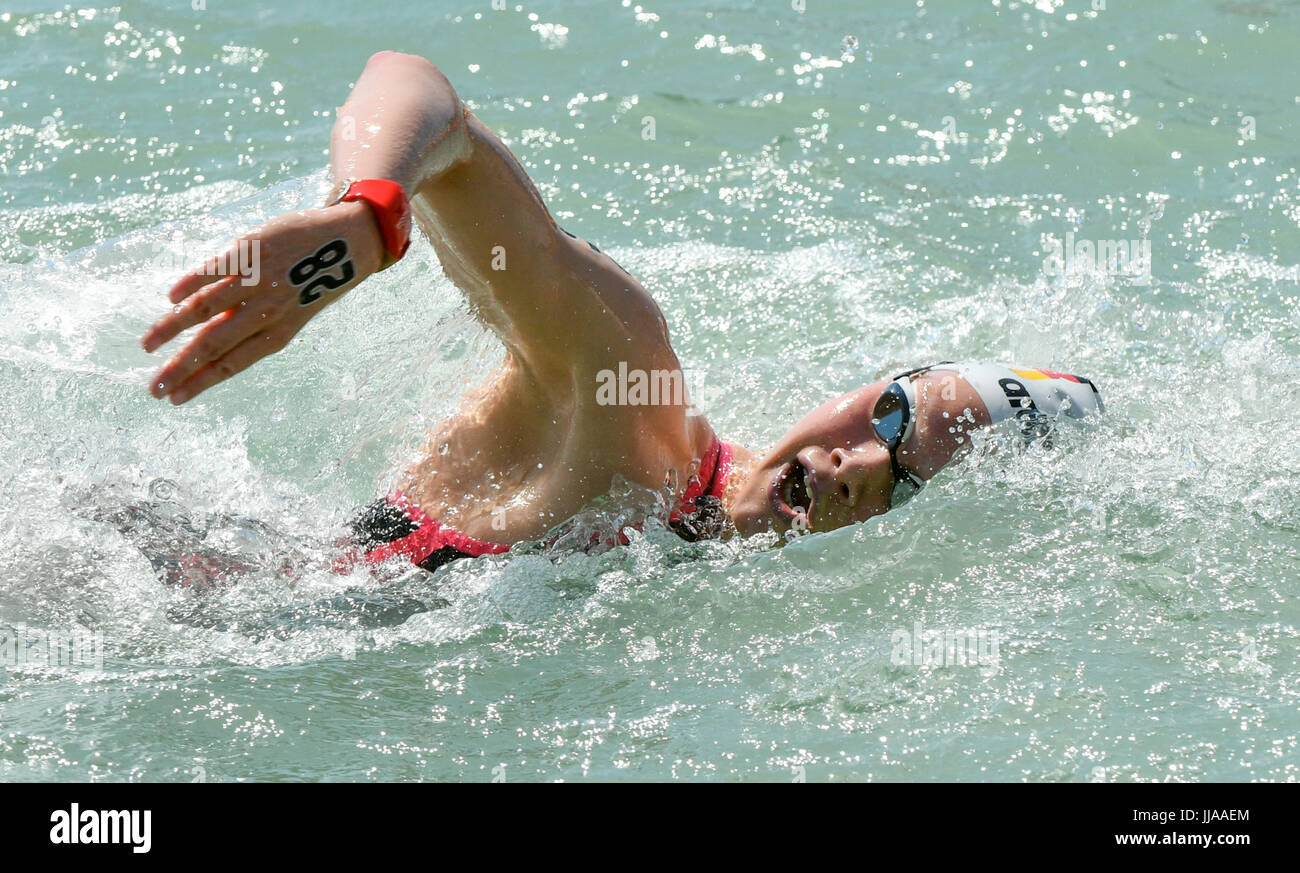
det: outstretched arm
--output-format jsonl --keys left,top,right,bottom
{"left": 143, "top": 51, "right": 672, "bottom": 404}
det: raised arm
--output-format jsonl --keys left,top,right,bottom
{"left": 143, "top": 51, "right": 672, "bottom": 404}
{"left": 349, "top": 52, "right": 672, "bottom": 383}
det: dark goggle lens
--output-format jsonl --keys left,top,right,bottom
{"left": 871, "top": 384, "right": 907, "bottom": 447}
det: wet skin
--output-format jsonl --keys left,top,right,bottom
{"left": 140, "top": 50, "right": 995, "bottom": 547}
{"left": 725, "top": 371, "right": 994, "bottom": 537}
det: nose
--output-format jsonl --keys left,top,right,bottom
{"left": 827, "top": 446, "right": 884, "bottom": 507}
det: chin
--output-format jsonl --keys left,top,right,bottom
{"left": 728, "top": 468, "right": 788, "bottom": 537}
{"left": 728, "top": 503, "right": 768, "bottom": 537}
{"left": 728, "top": 485, "right": 777, "bottom": 537}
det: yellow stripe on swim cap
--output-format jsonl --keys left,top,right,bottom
{"left": 1009, "top": 368, "right": 1051, "bottom": 381}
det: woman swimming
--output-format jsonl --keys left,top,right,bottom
{"left": 140, "top": 51, "right": 1102, "bottom": 574}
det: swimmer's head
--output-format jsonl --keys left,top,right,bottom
{"left": 727, "top": 362, "right": 1102, "bottom": 537}
{"left": 727, "top": 382, "right": 894, "bottom": 537}
{"left": 727, "top": 370, "right": 992, "bottom": 537}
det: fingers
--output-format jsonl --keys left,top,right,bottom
{"left": 149, "top": 302, "right": 277, "bottom": 398}
{"left": 167, "top": 331, "right": 291, "bottom": 405}
{"left": 141, "top": 275, "right": 248, "bottom": 354}
{"left": 167, "top": 247, "right": 252, "bottom": 304}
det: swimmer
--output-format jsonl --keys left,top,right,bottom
{"left": 140, "top": 52, "right": 1102, "bottom": 574}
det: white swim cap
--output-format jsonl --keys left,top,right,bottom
{"left": 924, "top": 361, "right": 1104, "bottom": 434}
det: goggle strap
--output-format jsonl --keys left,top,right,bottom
{"left": 889, "top": 360, "right": 955, "bottom": 382}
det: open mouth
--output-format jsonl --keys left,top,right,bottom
{"left": 770, "top": 458, "right": 814, "bottom": 524}
{"left": 787, "top": 462, "right": 812, "bottom": 515}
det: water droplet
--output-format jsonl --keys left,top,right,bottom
{"left": 840, "top": 35, "right": 858, "bottom": 62}
{"left": 148, "top": 477, "right": 179, "bottom": 502}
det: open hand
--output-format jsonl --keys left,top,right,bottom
{"left": 142, "top": 200, "right": 383, "bottom": 404}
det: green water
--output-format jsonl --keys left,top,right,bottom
{"left": 0, "top": 0, "right": 1297, "bottom": 781}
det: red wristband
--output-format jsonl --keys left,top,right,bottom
{"left": 333, "top": 179, "right": 411, "bottom": 267}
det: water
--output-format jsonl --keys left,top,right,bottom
{"left": 1, "top": 0, "right": 1297, "bottom": 781}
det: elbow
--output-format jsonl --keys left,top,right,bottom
{"left": 363, "top": 50, "right": 459, "bottom": 112}
{"left": 349, "top": 50, "right": 467, "bottom": 182}
{"left": 365, "top": 50, "right": 443, "bottom": 78}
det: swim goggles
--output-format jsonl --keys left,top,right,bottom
{"left": 870, "top": 362, "right": 954, "bottom": 507}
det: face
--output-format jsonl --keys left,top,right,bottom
{"left": 727, "top": 372, "right": 991, "bottom": 538}
{"left": 728, "top": 380, "right": 898, "bottom": 537}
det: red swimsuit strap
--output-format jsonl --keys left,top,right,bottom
{"left": 363, "top": 491, "right": 510, "bottom": 567}
{"left": 346, "top": 437, "right": 735, "bottom": 571}
{"left": 710, "top": 441, "right": 734, "bottom": 499}
{"left": 673, "top": 434, "right": 733, "bottom": 518}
